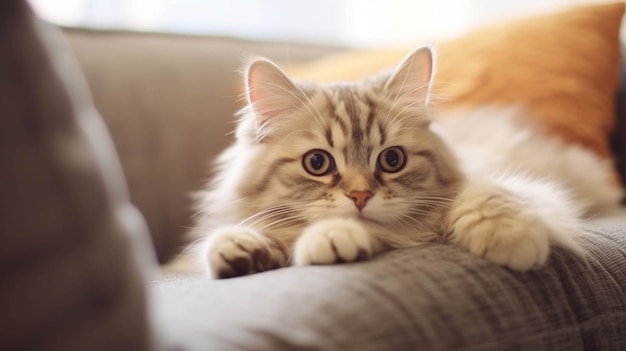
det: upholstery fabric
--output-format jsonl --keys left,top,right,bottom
{"left": 152, "top": 217, "right": 626, "bottom": 351}
{"left": 289, "top": 3, "right": 625, "bottom": 169}
{"left": 0, "top": 1, "right": 154, "bottom": 350}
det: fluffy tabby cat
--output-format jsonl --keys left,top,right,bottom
{"left": 178, "top": 47, "right": 622, "bottom": 279}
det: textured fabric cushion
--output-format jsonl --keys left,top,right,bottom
{"left": 290, "top": 3, "right": 624, "bottom": 167}
{"left": 0, "top": 1, "right": 154, "bottom": 350}
{"left": 152, "top": 216, "right": 626, "bottom": 350}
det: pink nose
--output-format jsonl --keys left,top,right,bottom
{"left": 346, "top": 191, "right": 373, "bottom": 210}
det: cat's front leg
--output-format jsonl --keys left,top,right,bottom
{"left": 202, "top": 226, "right": 287, "bottom": 279}
{"left": 446, "top": 179, "right": 584, "bottom": 271}
{"left": 446, "top": 184, "right": 549, "bottom": 271}
{"left": 292, "top": 218, "right": 384, "bottom": 265}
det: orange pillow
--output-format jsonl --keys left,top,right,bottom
{"left": 289, "top": 3, "right": 624, "bottom": 162}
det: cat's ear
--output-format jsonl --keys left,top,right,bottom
{"left": 245, "top": 58, "right": 305, "bottom": 125}
{"left": 384, "top": 46, "right": 434, "bottom": 105}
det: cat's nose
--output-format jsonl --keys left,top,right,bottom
{"left": 346, "top": 191, "right": 373, "bottom": 210}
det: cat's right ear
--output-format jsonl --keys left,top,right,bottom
{"left": 384, "top": 46, "right": 434, "bottom": 105}
{"left": 245, "top": 59, "right": 305, "bottom": 126}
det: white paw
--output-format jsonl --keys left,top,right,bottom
{"left": 202, "top": 226, "right": 285, "bottom": 279}
{"left": 292, "top": 218, "right": 373, "bottom": 265}
{"left": 447, "top": 187, "right": 550, "bottom": 271}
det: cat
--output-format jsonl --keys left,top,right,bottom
{"left": 175, "top": 46, "right": 622, "bottom": 279}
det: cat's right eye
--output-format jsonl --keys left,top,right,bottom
{"left": 377, "top": 146, "right": 407, "bottom": 173}
{"left": 302, "top": 149, "right": 335, "bottom": 176}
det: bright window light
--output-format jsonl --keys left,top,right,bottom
{"left": 29, "top": 0, "right": 621, "bottom": 48}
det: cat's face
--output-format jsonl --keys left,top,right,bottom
{"left": 232, "top": 47, "right": 462, "bottom": 236}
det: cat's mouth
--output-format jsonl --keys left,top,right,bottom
{"left": 328, "top": 208, "right": 378, "bottom": 223}
{"left": 355, "top": 212, "right": 382, "bottom": 225}
{"left": 332, "top": 204, "right": 383, "bottom": 224}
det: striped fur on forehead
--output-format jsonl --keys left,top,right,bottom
{"left": 240, "top": 73, "right": 431, "bottom": 149}
{"left": 317, "top": 83, "right": 430, "bottom": 158}
{"left": 321, "top": 85, "right": 374, "bottom": 165}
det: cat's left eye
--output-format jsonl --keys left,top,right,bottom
{"left": 302, "top": 149, "right": 335, "bottom": 176}
{"left": 377, "top": 146, "right": 406, "bottom": 173}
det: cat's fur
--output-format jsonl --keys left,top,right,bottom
{"left": 176, "top": 47, "right": 622, "bottom": 278}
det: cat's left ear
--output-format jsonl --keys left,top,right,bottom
{"left": 384, "top": 46, "right": 434, "bottom": 105}
{"left": 245, "top": 58, "right": 306, "bottom": 125}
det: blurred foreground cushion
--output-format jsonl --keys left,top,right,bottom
{"left": 0, "top": 0, "right": 154, "bottom": 350}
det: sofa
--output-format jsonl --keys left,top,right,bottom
{"left": 2, "top": 0, "right": 625, "bottom": 350}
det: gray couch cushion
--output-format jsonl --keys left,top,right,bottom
{"left": 152, "top": 216, "right": 626, "bottom": 350}
{"left": 0, "top": 1, "right": 154, "bottom": 350}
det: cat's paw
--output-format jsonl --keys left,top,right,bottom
{"left": 202, "top": 226, "right": 286, "bottom": 279}
{"left": 292, "top": 218, "right": 374, "bottom": 265}
{"left": 447, "top": 186, "right": 550, "bottom": 271}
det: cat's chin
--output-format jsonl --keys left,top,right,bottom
{"left": 356, "top": 216, "right": 383, "bottom": 226}
{"left": 347, "top": 211, "right": 385, "bottom": 225}
{"left": 359, "top": 208, "right": 391, "bottom": 224}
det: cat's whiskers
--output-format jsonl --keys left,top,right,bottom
{"left": 253, "top": 214, "right": 309, "bottom": 232}
{"left": 402, "top": 211, "right": 444, "bottom": 224}
{"left": 240, "top": 204, "right": 301, "bottom": 226}
{"left": 403, "top": 196, "right": 453, "bottom": 208}
{"left": 392, "top": 217, "right": 416, "bottom": 236}
{"left": 406, "top": 205, "right": 452, "bottom": 216}
{"left": 404, "top": 193, "right": 456, "bottom": 203}
{"left": 400, "top": 208, "right": 441, "bottom": 220}
{"left": 242, "top": 209, "right": 296, "bottom": 227}
{"left": 406, "top": 198, "right": 454, "bottom": 209}
{"left": 238, "top": 201, "right": 320, "bottom": 232}
{"left": 394, "top": 213, "right": 432, "bottom": 238}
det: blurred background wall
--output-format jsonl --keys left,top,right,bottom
{"left": 29, "top": 0, "right": 624, "bottom": 48}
